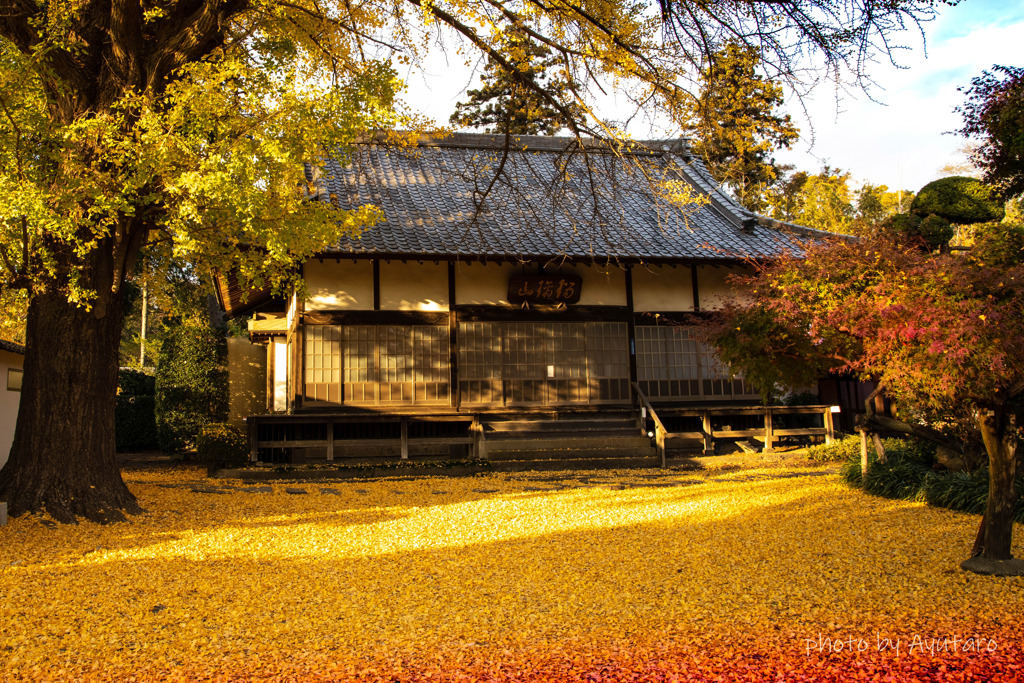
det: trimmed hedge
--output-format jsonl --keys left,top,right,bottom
{"left": 115, "top": 369, "right": 158, "bottom": 452}
{"left": 196, "top": 423, "right": 249, "bottom": 472}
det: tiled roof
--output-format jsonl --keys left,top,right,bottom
{"left": 312, "top": 133, "right": 829, "bottom": 262}
{"left": 0, "top": 339, "right": 24, "bottom": 354}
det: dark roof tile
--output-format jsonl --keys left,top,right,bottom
{"left": 315, "top": 134, "right": 827, "bottom": 262}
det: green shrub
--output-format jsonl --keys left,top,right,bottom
{"left": 918, "top": 214, "right": 954, "bottom": 250}
{"left": 807, "top": 434, "right": 861, "bottom": 463}
{"left": 842, "top": 438, "right": 1024, "bottom": 523}
{"left": 911, "top": 176, "right": 1005, "bottom": 225}
{"left": 155, "top": 312, "right": 228, "bottom": 453}
{"left": 862, "top": 458, "right": 931, "bottom": 499}
{"left": 196, "top": 423, "right": 249, "bottom": 472}
{"left": 970, "top": 222, "right": 1024, "bottom": 267}
{"left": 115, "top": 369, "right": 158, "bottom": 452}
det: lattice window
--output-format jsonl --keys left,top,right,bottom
{"left": 585, "top": 322, "right": 630, "bottom": 402}
{"left": 635, "top": 325, "right": 759, "bottom": 401}
{"left": 635, "top": 326, "right": 701, "bottom": 400}
{"left": 304, "top": 325, "right": 342, "bottom": 405}
{"left": 458, "top": 321, "right": 629, "bottom": 405}
{"left": 458, "top": 322, "right": 503, "bottom": 404}
{"left": 342, "top": 325, "right": 377, "bottom": 404}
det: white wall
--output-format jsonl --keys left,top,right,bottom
{"left": 696, "top": 264, "right": 754, "bottom": 310}
{"left": 305, "top": 259, "right": 373, "bottom": 310}
{"left": 631, "top": 265, "right": 695, "bottom": 312}
{"left": 0, "top": 349, "right": 24, "bottom": 470}
{"left": 380, "top": 261, "right": 449, "bottom": 311}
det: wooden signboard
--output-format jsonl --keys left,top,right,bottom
{"left": 508, "top": 274, "right": 582, "bottom": 305}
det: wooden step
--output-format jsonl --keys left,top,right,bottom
{"left": 484, "top": 435, "right": 651, "bottom": 452}
{"left": 485, "top": 444, "right": 655, "bottom": 461}
{"left": 490, "top": 456, "right": 661, "bottom": 472}
{"left": 485, "top": 418, "right": 637, "bottom": 433}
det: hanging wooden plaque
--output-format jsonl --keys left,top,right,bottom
{"left": 507, "top": 274, "right": 582, "bottom": 305}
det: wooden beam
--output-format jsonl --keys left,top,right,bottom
{"left": 303, "top": 310, "right": 449, "bottom": 326}
{"left": 456, "top": 304, "right": 629, "bottom": 322}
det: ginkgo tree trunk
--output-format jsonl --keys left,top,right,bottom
{"left": 0, "top": 0, "right": 948, "bottom": 522}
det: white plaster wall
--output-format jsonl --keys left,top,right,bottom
{"left": 0, "top": 350, "right": 24, "bottom": 470}
{"left": 380, "top": 261, "right": 449, "bottom": 311}
{"left": 304, "top": 259, "right": 373, "bottom": 311}
{"left": 696, "top": 264, "right": 754, "bottom": 310}
{"left": 631, "top": 265, "right": 695, "bottom": 312}
{"left": 273, "top": 340, "right": 288, "bottom": 412}
{"left": 572, "top": 265, "right": 627, "bottom": 306}
{"left": 454, "top": 262, "right": 520, "bottom": 305}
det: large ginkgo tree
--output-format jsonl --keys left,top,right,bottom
{"left": 0, "top": 0, "right": 950, "bottom": 522}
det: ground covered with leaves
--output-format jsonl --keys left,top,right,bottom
{"left": 2, "top": 464, "right": 1022, "bottom": 681}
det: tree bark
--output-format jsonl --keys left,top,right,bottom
{"left": 0, "top": 286, "right": 141, "bottom": 523}
{"left": 976, "top": 409, "right": 1018, "bottom": 560}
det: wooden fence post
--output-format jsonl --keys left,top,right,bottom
{"left": 860, "top": 429, "right": 869, "bottom": 476}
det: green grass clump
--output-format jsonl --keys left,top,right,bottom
{"left": 840, "top": 437, "right": 1024, "bottom": 523}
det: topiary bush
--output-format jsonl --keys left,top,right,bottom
{"left": 196, "top": 423, "right": 249, "bottom": 473}
{"left": 917, "top": 214, "right": 954, "bottom": 250}
{"left": 911, "top": 176, "right": 1005, "bottom": 225}
{"left": 155, "top": 312, "right": 228, "bottom": 454}
{"left": 115, "top": 368, "right": 158, "bottom": 452}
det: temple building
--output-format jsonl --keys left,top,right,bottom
{"left": 218, "top": 133, "right": 838, "bottom": 465}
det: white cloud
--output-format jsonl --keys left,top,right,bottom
{"left": 776, "top": 11, "right": 1024, "bottom": 191}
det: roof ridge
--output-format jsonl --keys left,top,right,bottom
{"left": 358, "top": 131, "right": 692, "bottom": 157}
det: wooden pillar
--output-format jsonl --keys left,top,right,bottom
{"left": 702, "top": 409, "right": 713, "bottom": 456}
{"left": 265, "top": 343, "right": 275, "bottom": 412}
{"left": 624, "top": 265, "right": 638, "bottom": 389}
{"left": 691, "top": 265, "right": 701, "bottom": 312}
{"left": 824, "top": 407, "right": 836, "bottom": 445}
{"left": 248, "top": 417, "right": 258, "bottom": 463}
{"left": 372, "top": 259, "right": 381, "bottom": 311}
{"left": 400, "top": 416, "right": 409, "bottom": 460}
{"left": 656, "top": 424, "right": 666, "bottom": 468}
{"left": 763, "top": 407, "right": 775, "bottom": 453}
{"left": 326, "top": 417, "right": 335, "bottom": 462}
{"left": 449, "top": 261, "right": 460, "bottom": 410}
{"left": 860, "top": 429, "right": 869, "bottom": 476}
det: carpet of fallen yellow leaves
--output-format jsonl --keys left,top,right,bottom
{"left": 1, "top": 464, "right": 1022, "bottom": 682}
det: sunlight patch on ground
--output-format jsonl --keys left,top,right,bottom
{"left": 1, "top": 465, "right": 1021, "bottom": 681}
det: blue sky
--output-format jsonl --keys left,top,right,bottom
{"left": 403, "top": 0, "right": 1024, "bottom": 193}
{"left": 774, "top": 0, "right": 1024, "bottom": 191}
